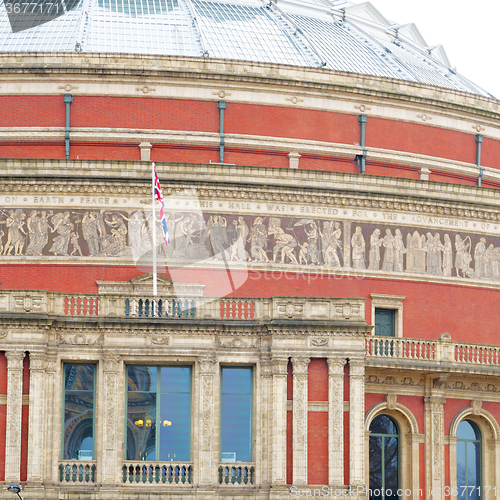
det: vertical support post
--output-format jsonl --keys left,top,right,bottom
{"left": 260, "top": 360, "right": 273, "bottom": 485}
{"left": 292, "top": 356, "right": 310, "bottom": 485}
{"left": 271, "top": 356, "right": 288, "bottom": 485}
{"left": 101, "top": 354, "right": 121, "bottom": 486}
{"left": 328, "top": 357, "right": 346, "bottom": 486}
{"left": 424, "top": 391, "right": 446, "bottom": 500}
{"left": 27, "top": 352, "right": 47, "bottom": 484}
{"left": 475, "top": 134, "right": 484, "bottom": 186}
{"left": 349, "top": 358, "right": 365, "bottom": 488}
{"left": 198, "top": 355, "right": 217, "bottom": 486}
{"left": 43, "top": 353, "right": 58, "bottom": 484}
{"left": 5, "top": 350, "right": 25, "bottom": 482}
{"left": 63, "top": 94, "right": 73, "bottom": 160}
{"left": 217, "top": 100, "right": 226, "bottom": 164}
{"left": 358, "top": 114, "right": 367, "bottom": 174}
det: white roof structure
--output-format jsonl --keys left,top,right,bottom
{"left": 0, "top": 0, "right": 493, "bottom": 97}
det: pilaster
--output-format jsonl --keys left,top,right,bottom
{"left": 5, "top": 350, "right": 25, "bottom": 482}
{"left": 349, "top": 358, "right": 365, "bottom": 487}
{"left": 271, "top": 356, "right": 288, "bottom": 485}
{"left": 198, "top": 354, "right": 218, "bottom": 486}
{"left": 43, "top": 353, "right": 58, "bottom": 484}
{"left": 292, "top": 356, "right": 310, "bottom": 485}
{"left": 328, "top": 357, "right": 346, "bottom": 486}
{"left": 424, "top": 395, "right": 446, "bottom": 500}
{"left": 260, "top": 359, "right": 273, "bottom": 485}
{"left": 101, "top": 353, "right": 121, "bottom": 485}
{"left": 27, "top": 352, "right": 47, "bottom": 483}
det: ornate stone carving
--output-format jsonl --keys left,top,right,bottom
{"left": 148, "top": 336, "right": 170, "bottom": 345}
{"left": 291, "top": 357, "right": 310, "bottom": 375}
{"left": 285, "top": 96, "right": 304, "bottom": 105}
{"left": 135, "top": 85, "right": 156, "bottom": 94}
{"left": 198, "top": 355, "right": 217, "bottom": 373}
{"left": 213, "top": 90, "right": 231, "bottom": 99}
{"left": 215, "top": 336, "right": 256, "bottom": 348}
{"left": 200, "top": 375, "right": 214, "bottom": 453}
{"left": 5, "top": 350, "right": 25, "bottom": 369}
{"left": 471, "top": 399, "right": 482, "bottom": 415}
{"left": 102, "top": 353, "right": 121, "bottom": 372}
{"left": 386, "top": 393, "right": 397, "bottom": 410}
{"left": 271, "top": 357, "right": 288, "bottom": 376}
{"left": 310, "top": 337, "right": 328, "bottom": 347}
{"left": 29, "top": 352, "right": 47, "bottom": 371}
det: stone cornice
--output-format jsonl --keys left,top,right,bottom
{"left": 0, "top": 53, "right": 498, "bottom": 119}
{"left": 1, "top": 159, "right": 500, "bottom": 215}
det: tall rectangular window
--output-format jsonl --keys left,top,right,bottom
{"left": 375, "top": 308, "right": 396, "bottom": 337}
{"left": 221, "top": 367, "right": 253, "bottom": 463}
{"left": 126, "top": 366, "right": 191, "bottom": 461}
{"left": 62, "top": 364, "right": 96, "bottom": 460}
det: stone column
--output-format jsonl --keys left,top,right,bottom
{"left": 349, "top": 358, "right": 365, "bottom": 487}
{"left": 27, "top": 352, "right": 47, "bottom": 483}
{"left": 328, "top": 357, "right": 346, "bottom": 486}
{"left": 292, "top": 356, "right": 310, "bottom": 485}
{"left": 101, "top": 354, "right": 121, "bottom": 485}
{"left": 198, "top": 355, "right": 218, "bottom": 486}
{"left": 43, "top": 353, "right": 58, "bottom": 484}
{"left": 5, "top": 350, "right": 25, "bottom": 482}
{"left": 271, "top": 356, "right": 288, "bottom": 485}
{"left": 425, "top": 396, "right": 446, "bottom": 500}
{"left": 260, "top": 359, "right": 273, "bottom": 485}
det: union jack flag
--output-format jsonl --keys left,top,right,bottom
{"left": 153, "top": 163, "right": 170, "bottom": 246}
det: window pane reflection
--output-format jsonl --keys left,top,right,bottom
{"left": 457, "top": 420, "right": 481, "bottom": 500}
{"left": 221, "top": 367, "right": 252, "bottom": 463}
{"left": 126, "top": 366, "right": 191, "bottom": 461}
{"left": 62, "top": 364, "right": 95, "bottom": 460}
{"left": 369, "top": 415, "right": 399, "bottom": 500}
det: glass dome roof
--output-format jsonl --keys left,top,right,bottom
{"left": 0, "top": 0, "right": 493, "bottom": 98}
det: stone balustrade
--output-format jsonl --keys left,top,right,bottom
{"left": 123, "top": 462, "right": 193, "bottom": 485}
{"left": 218, "top": 463, "right": 255, "bottom": 485}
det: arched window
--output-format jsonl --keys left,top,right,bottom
{"left": 457, "top": 420, "right": 481, "bottom": 500}
{"left": 369, "top": 415, "right": 399, "bottom": 500}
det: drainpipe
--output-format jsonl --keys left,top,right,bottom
{"left": 217, "top": 100, "right": 226, "bottom": 164}
{"left": 64, "top": 94, "right": 73, "bottom": 160}
{"left": 358, "top": 114, "right": 367, "bottom": 174}
{"left": 475, "top": 134, "right": 483, "bottom": 187}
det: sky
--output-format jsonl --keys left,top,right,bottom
{"left": 366, "top": 0, "right": 500, "bottom": 99}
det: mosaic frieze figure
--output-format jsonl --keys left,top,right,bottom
{"left": 3, "top": 206, "right": 500, "bottom": 285}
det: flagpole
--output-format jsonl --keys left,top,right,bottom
{"left": 152, "top": 162, "right": 157, "bottom": 296}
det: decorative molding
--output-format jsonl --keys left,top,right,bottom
{"left": 285, "top": 96, "right": 304, "bottom": 105}
{"left": 198, "top": 355, "right": 218, "bottom": 373}
{"left": 58, "top": 84, "right": 78, "bottom": 92}
{"left": 213, "top": 90, "right": 231, "bottom": 99}
{"left": 473, "top": 124, "right": 485, "bottom": 133}
{"left": 291, "top": 357, "right": 310, "bottom": 375}
{"left": 417, "top": 113, "right": 432, "bottom": 122}
{"left": 310, "top": 337, "right": 328, "bottom": 347}
{"left": 102, "top": 353, "right": 121, "bottom": 372}
{"left": 386, "top": 393, "right": 397, "bottom": 410}
{"left": 135, "top": 85, "right": 156, "bottom": 94}
{"left": 354, "top": 104, "right": 371, "bottom": 113}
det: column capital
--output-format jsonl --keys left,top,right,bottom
{"left": 271, "top": 356, "right": 289, "bottom": 375}
{"left": 5, "top": 350, "right": 25, "bottom": 369}
{"left": 327, "top": 357, "right": 347, "bottom": 375}
{"left": 29, "top": 352, "right": 47, "bottom": 371}
{"left": 198, "top": 354, "right": 218, "bottom": 373}
{"left": 424, "top": 396, "right": 446, "bottom": 411}
{"left": 291, "top": 356, "right": 310, "bottom": 375}
{"left": 348, "top": 358, "right": 365, "bottom": 379}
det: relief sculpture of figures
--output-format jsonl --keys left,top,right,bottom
{"left": 269, "top": 219, "right": 298, "bottom": 264}
{"left": 442, "top": 234, "right": 453, "bottom": 277}
{"left": 425, "top": 232, "right": 443, "bottom": 276}
{"left": 394, "top": 229, "right": 407, "bottom": 272}
{"left": 229, "top": 217, "right": 249, "bottom": 262}
{"left": 205, "top": 215, "right": 229, "bottom": 259}
{"left": 100, "top": 213, "right": 129, "bottom": 257}
{"left": 82, "top": 212, "right": 101, "bottom": 257}
{"left": 305, "top": 222, "right": 319, "bottom": 265}
{"left": 2, "top": 209, "right": 27, "bottom": 256}
{"left": 368, "top": 228, "right": 383, "bottom": 270}
{"left": 381, "top": 229, "right": 395, "bottom": 271}
{"left": 49, "top": 212, "right": 73, "bottom": 256}
{"left": 322, "top": 221, "right": 342, "bottom": 267}
{"left": 248, "top": 217, "right": 269, "bottom": 262}
{"left": 351, "top": 226, "right": 366, "bottom": 269}
{"left": 455, "top": 235, "right": 473, "bottom": 278}
{"left": 474, "top": 237, "right": 487, "bottom": 279}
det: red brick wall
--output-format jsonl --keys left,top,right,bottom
{"left": 308, "top": 412, "right": 328, "bottom": 485}
{"left": 0, "top": 353, "right": 7, "bottom": 394}
{"left": 308, "top": 359, "right": 328, "bottom": 402}
{"left": 20, "top": 404, "right": 29, "bottom": 482}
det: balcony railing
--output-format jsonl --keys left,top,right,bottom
{"left": 366, "top": 335, "right": 500, "bottom": 367}
{"left": 59, "top": 461, "right": 96, "bottom": 483}
{"left": 123, "top": 462, "right": 193, "bottom": 485}
{"left": 218, "top": 463, "right": 255, "bottom": 485}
